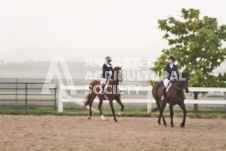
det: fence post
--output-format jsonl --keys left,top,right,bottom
{"left": 58, "top": 85, "right": 63, "bottom": 113}
{"left": 15, "top": 79, "right": 18, "bottom": 109}
{"left": 147, "top": 87, "right": 152, "bottom": 113}
{"left": 224, "top": 93, "right": 226, "bottom": 113}
{"left": 194, "top": 92, "right": 198, "bottom": 113}
{"left": 25, "top": 83, "right": 27, "bottom": 113}
{"left": 54, "top": 87, "right": 57, "bottom": 111}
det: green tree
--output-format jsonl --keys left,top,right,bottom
{"left": 151, "top": 8, "right": 226, "bottom": 112}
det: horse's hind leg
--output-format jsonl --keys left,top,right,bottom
{"left": 160, "top": 101, "right": 167, "bottom": 126}
{"left": 109, "top": 99, "right": 117, "bottom": 122}
{"left": 116, "top": 97, "right": 124, "bottom": 117}
{"left": 88, "top": 93, "right": 96, "bottom": 119}
{"left": 179, "top": 102, "right": 187, "bottom": 128}
{"left": 158, "top": 110, "right": 167, "bottom": 126}
{"left": 162, "top": 112, "right": 167, "bottom": 126}
{"left": 170, "top": 104, "right": 174, "bottom": 127}
{"left": 157, "top": 99, "right": 162, "bottom": 125}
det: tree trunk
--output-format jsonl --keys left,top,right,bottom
{"left": 194, "top": 92, "right": 198, "bottom": 113}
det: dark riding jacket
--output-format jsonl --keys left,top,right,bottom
{"left": 102, "top": 63, "right": 113, "bottom": 80}
{"left": 165, "top": 63, "right": 179, "bottom": 81}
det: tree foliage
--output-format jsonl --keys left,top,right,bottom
{"left": 151, "top": 8, "right": 226, "bottom": 88}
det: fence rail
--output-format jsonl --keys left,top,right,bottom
{"left": 59, "top": 85, "right": 226, "bottom": 113}
{"left": 0, "top": 82, "right": 57, "bottom": 113}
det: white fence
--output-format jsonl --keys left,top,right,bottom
{"left": 58, "top": 85, "right": 226, "bottom": 113}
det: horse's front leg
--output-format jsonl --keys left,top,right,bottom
{"left": 109, "top": 99, "right": 117, "bottom": 122}
{"left": 116, "top": 98, "right": 124, "bottom": 117}
{"left": 179, "top": 102, "right": 187, "bottom": 128}
{"left": 98, "top": 99, "right": 105, "bottom": 120}
{"left": 169, "top": 104, "right": 174, "bottom": 127}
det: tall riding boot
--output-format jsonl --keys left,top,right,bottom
{"left": 161, "top": 87, "right": 167, "bottom": 101}
{"left": 101, "top": 84, "right": 105, "bottom": 94}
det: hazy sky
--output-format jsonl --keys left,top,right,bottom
{"left": 0, "top": 0, "right": 225, "bottom": 62}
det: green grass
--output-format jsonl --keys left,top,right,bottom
{"left": 0, "top": 104, "right": 225, "bottom": 118}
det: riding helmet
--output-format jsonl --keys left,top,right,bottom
{"left": 168, "top": 55, "right": 175, "bottom": 61}
{"left": 106, "top": 56, "right": 112, "bottom": 62}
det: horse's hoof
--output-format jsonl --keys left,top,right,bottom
{"left": 171, "top": 124, "right": 174, "bottom": 127}
{"left": 181, "top": 123, "right": 185, "bottom": 128}
{"left": 164, "top": 123, "right": 167, "bottom": 127}
{"left": 118, "top": 112, "right": 122, "bottom": 117}
{"left": 158, "top": 121, "right": 161, "bottom": 125}
{"left": 100, "top": 115, "right": 106, "bottom": 121}
{"left": 114, "top": 119, "right": 118, "bottom": 122}
{"left": 88, "top": 116, "right": 91, "bottom": 120}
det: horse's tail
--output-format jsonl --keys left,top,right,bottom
{"left": 151, "top": 107, "right": 159, "bottom": 112}
{"left": 84, "top": 94, "right": 91, "bottom": 107}
{"left": 151, "top": 82, "right": 160, "bottom": 112}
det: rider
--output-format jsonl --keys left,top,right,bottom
{"left": 162, "top": 55, "right": 179, "bottom": 100}
{"left": 101, "top": 56, "right": 113, "bottom": 94}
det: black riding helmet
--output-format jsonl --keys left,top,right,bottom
{"left": 168, "top": 55, "right": 175, "bottom": 62}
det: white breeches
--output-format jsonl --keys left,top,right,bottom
{"left": 163, "top": 79, "right": 170, "bottom": 88}
{"left": 100, "top": 78, "right": 107, "bottom": 85}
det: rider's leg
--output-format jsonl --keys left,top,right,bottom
{"left": 161, "top": 79, "right": 170, "bottom": 100}
{"left": 100, "top": 79, "right": 107, "bottom": 94}
{"left": 101, "top": 84, "right": 105, "bottom": 94}
{"left": 162, "top": 87, "right": 166, "bottom": 97}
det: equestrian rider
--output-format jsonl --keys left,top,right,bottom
{"left": 162, "top": 55, "right": 179, "bottom": 100}
{"left": 101, "top": 56, "right": 113, "bottom": 94}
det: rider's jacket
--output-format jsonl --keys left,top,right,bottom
{"left": 102, "top": 63, "right": 113, "bottom": 80}
{"left": 164, "top": 63, "right": 179, "bottom": 81}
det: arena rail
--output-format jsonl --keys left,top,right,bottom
{"left": 58, "top": 85, "right": 226, "bottom": 113}
{"left": 0, "top": 82, "right": 57, "bottom": 113}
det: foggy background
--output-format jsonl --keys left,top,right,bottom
{"left": 0, "top": 0, "right": 225, "bottom": 78}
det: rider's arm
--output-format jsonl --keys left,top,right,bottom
{"left": 165, "top": 64, "right": 170, "bottom": 80}
{"left": 102, "top": 64, "right": 107, "bottom": 78}
{"left": 110, "top": 65, "right": 113, "bottom": 76}
{"left": 175, "top": 65, "right": 179, "bottom": 80}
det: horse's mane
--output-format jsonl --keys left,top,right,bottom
{"left": 110, "top": 67, "right": 121, "bottom": 81}
{"left": 113, "top": 67, "right": 121, "bottom": 71}
{"left": 172, "top": 80, "right": 187, "bottom": 99}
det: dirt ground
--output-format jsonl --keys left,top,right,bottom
{"left": 0, "top": 115, "right": 226, "bottom": 151}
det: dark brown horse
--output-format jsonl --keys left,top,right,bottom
{"left": 84, "top": 67, "right": 124, "bottom": 122}
{"left": 152, "top": 73, "right": 189, "bottom": 127}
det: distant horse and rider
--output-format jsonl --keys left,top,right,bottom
{"left": 84, "top": 57, "right": 124, "bottom": 122}
{"left": 84, "top": 55, "right": 189, "bottom": 127}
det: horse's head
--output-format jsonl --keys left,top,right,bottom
{"left": 113, "top": 67, "right": 123, "bottom": 82}
{"left": 181, "top": 73, "right": 189, "bottom": 93}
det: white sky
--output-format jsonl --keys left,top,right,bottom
{"left": 0, "top": 0, "right": 225, "bottom": 62}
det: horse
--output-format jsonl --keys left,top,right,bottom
{"left": 152, "top": 73, "right": 189, "bottom": 127}
{"left": 84, "top": 67, "right": 124, "bottom": 122}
